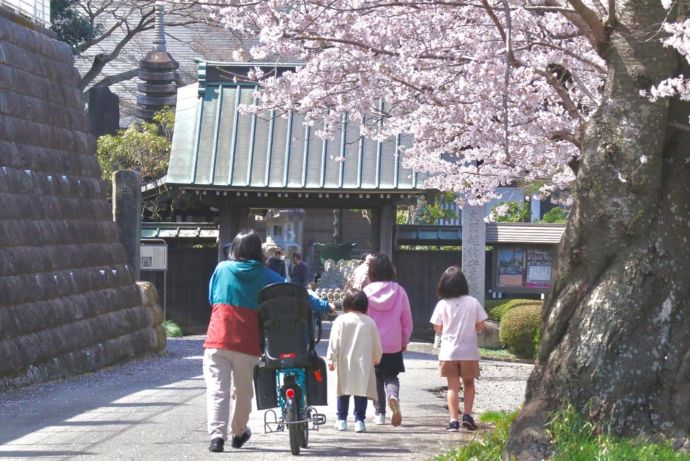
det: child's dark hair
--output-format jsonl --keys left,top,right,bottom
{"left": 342, "top": 288, "right": 368, "bottom": 314}
{"left": 437, "top": 265, "right": 469, "bottom": 299}
{"left": 230, "top": 229, "right": 264, "bottom": 262}
{"left": 367, "top": 252, "right": 396, "bottom": 282}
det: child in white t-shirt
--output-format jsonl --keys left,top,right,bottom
{"left": 429, "top": 266, "right": 488, "bottom": 432}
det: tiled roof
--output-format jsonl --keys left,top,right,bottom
{"left": 167, "top": 64, "right": 422, "bottom": 192}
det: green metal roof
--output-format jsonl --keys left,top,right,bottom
{"left": 141, "top": 222, "right": 218, "bottom": 239}
{"left": 167, "top": 66, "right": 421, "bottom": 192}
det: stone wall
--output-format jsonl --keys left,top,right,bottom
{"left": 0, "top": 9, "right": 164, "bottom": 390}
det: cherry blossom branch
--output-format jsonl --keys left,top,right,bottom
{"left": 500, "top": 0, "right": 513, "bottom": 162}
{"left": 606, "top": 0, "right": 616, "bottom": 27}
{"left": 669, "top": 121, "right": 690, "bottom": 132}
{"left": 290, "top": 34, "right": 472, "bottom": 62}
{"left": 538, "top": 0, "right": 606, "bottom": 51}
{"left": 480, "top": 0, "right": 517, "bottom": 65}
{"left": 531, "top": 41, "right": 607, "bottom": 74}
{"left": 565, "top": 0, "right": 608, "bottom": 44}
{"left": 536, "top": 68, "right": 584, "bottom": 121}
{"left": 551, "top": 129, "right": 581, "bottom": 147}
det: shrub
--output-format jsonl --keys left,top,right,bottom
{"left": 499, "top": 304, "right": 542, "bottom": 358}
{"left": 539, "top": 207, "right": 568, "bottom": 223}
{"left": 486, "top": 298, "right": 542, "bottom": 322}
{"left": 162, "top": 320, "right": 183, "bottom": 338}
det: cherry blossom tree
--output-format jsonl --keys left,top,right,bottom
{"left": 204, "top": 0, "right": 690, "bottom": 457}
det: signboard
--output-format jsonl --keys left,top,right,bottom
{"left": 496, "top": 246, "right": 553, "bottom": 290}
{"left": 140, "top": 244, "right": 167, "bottom": 271}
{"left": 526, "top": 249, "right": 553, "bottom": 288}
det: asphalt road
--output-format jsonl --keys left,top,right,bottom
{"left": 0, "top": 327, "right": 532, "bottom": 460}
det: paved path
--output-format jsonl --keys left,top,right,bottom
{"left": 0, "top": 329, "right": 532, "bottom": 460}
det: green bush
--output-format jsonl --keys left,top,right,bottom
{"left": 499, "top": 304, "right": 542, "bottom": 358}
{"left": 485, "top": 298, "right": 542, "bottom": 322}
{"left": 162, "top": 320, "right": 183, "bottom": 338}
{"left": 539, "top": 207, "right": 568, "bottom": 223}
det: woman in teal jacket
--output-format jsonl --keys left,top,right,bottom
{"left": 204, "top": 229, "right": 330, "bottom": 453}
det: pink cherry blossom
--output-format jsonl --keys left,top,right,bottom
{"left": 195, "top": 0, "right": 686, "bottom": 201}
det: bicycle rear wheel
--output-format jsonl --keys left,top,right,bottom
{"left": 300, "top": 420, "right": 309, "bottom": 448}
{"left": 287, "top": 400, "right": 302, "bottom": 455}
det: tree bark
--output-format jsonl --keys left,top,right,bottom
{"left": 506, "top": 1, "right": 690, "bottom": 458}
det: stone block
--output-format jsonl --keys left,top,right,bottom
{"left": 138, "top": 281, "right": 159, "bottom": 307}
{"left": 478, "top": 320, "right": 500, "bottom": 349}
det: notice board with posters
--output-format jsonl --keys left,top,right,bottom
{"left": 494, "top": 245, "right": 555, "bottom": 294}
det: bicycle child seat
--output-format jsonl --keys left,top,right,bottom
{"left": 257, "top": 282, "right": 319, "bottom": 370}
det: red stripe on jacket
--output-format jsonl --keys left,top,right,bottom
{"left": 203, "top": 303, "right": 260, "bottom": 356}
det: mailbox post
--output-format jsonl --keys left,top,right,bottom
{"left": 140, "top": 238, "right": 168, "bottom": 320}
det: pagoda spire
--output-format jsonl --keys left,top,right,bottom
{"left": 136, "top": 1, "right": 179, "bottom": 120}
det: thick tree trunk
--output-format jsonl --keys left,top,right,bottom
{"left": 506, "top": 2, "right": 690, "bottom": 458}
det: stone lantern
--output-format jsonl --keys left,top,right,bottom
{"left": 264, "top": 209, "right": 305, "bottom": 256}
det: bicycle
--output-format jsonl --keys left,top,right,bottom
{"left": 253, "top": 283, "right": 328, "bottom": 455}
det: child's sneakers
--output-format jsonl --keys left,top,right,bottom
{"left": 446, "top": 420, "right": 460, "bottom": 432}
{"left": 373, "top": 413, "right": 385, "bottom": 425}
{"left": 354, "top": 420, "right": 366, "bottom": 433}
{"left": 388, "top": 397, "right": 402, "bottom": 427}
{"left": 335, "top": 419, "right": 347, "bottom": 431}
{"left": 462, "top": 413, "right": 477, "bottom": 431}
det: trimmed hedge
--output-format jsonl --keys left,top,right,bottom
{"left": 485, "top": 298, "right": 543, "bottom": 322}
{"left": 499, "top": 304, "right": 542, "bottom": 359}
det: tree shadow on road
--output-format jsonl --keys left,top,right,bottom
{"left": 0, "top": 337, "right": 205, "bottom": 446}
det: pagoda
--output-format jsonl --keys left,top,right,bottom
{"left": 136, "top": 1, "right": 178, "bottom": 120}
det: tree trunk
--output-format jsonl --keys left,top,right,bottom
{"left": 506, "top": 2, "right": 690, "bottom": 458}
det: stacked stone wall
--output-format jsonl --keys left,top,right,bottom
{"left": 0, "top": 10, "right": 164, "bottom": 390}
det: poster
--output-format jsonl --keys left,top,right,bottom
{"left": 526, "top": 249, "right": 553, "bottom": 288}
{"left": 497, "top": 248, "right": 525, "bottom": 287}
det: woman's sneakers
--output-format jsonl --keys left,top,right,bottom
{"left": 388, "top": 397, "right": 402, "bottom": 427}
{"left": 354, "top": 420, "right": 366, "bottom": 433}
{"left": 231, "top": 427, "right": 252, "bottom": 448}
{"left": 373, "top": 413, "right": 385, "bottom": 425}
{"left": 209, "top": 437, "right": 224, "bottom": 452}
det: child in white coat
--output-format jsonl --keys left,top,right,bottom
{"left": 327, "top": 288, "right": 383, "bottom": 433}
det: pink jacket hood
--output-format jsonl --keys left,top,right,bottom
{"left": 364, "top": 281, "right": 413, "bottom": 353}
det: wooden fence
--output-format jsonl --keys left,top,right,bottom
{"left": 394, "top": 249, "right": 493, "bottom": 326}
{"left": 144, "top": 247, "right": 493, "bottom": 333}
{"left": 140, "top": 247, "right": 217, "bottom": 332}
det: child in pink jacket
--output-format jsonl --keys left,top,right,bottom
{"left": 363, "top": 253, "right": 413, "bottom": 427}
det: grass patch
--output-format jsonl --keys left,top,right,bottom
{"left": 434, "top": 410, "right": 518, "bottom": 461}
{"left": 434, "top": 405, "right": 690, "bottom": 461}
{"left": 548, "top": 405, "right": 690, "bottom": 461}
{"left": 479, "top": 347, "right": 518, "bottom": 361}
{"left": 162, "top": 320, "right": 183, "bottom": 337}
